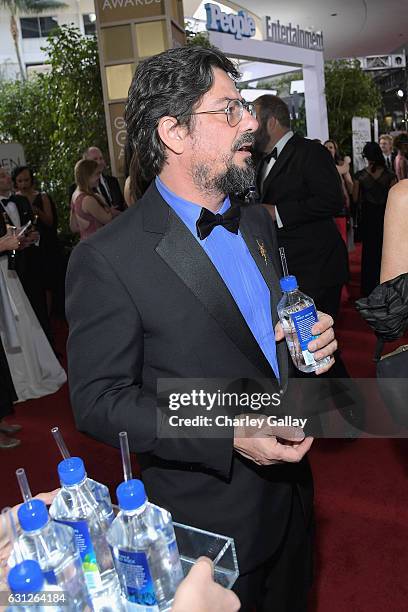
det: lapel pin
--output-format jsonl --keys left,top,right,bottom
{"left": 256, "top": 239, "right": 268, "bottom": 266}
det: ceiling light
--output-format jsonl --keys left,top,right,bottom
{"left": 396, "top": 89, "right": 405, "bottom": 98}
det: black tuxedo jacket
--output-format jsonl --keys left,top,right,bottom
{"left": 66, "top": 183, "right": 313, "bottom": 575}
{"left": 383, "top": 151, "right": 396, "bottom": 171}
{"left": 1, "top": 194, "right": 33, "bottom": 227}
{"left": 68, "top": 174, "right": 125, "bottom": 210}
{"left": 259, "top": 134, "right": 349, "bottom": 294}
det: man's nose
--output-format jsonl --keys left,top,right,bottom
{"left": 241, "top": 110, "right": 258, "bottom": 133}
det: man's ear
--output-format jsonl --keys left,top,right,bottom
{"left": 157, "top": 116, "right": 188, "bottom": 155}
{"left": 267, "top": 115, "right": 277, "bottom": 134}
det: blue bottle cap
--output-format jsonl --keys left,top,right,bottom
{"left": 117, "top": 479, "right": 147, "bottom": 511}
{"left": 8, "top": 560, "right": 44, "bottom": 593}
{"left": 17, "top": 499, "right": 48, "bottom": 532}
{"left": 280, "top": 275, "right": 298, "bottom": 292}
{"left": 58, "top": 457, "right": 86, "bottom": 486}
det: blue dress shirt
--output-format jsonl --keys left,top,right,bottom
{"left": 155, "top": 177, "right": 279, "bottom": 378}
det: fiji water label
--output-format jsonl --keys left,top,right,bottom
{"left": 118, "top": 549, "right": 159, "bottom": 610}
{"left": 56, "top": 519, "right": 102, "bottom": 591}
{"left": 290, "top": 305, "right": 318, "bottom": 366}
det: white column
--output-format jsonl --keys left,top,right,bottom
{"left": 76, "top": 0, "right": 85, "bottom": 34}
{"left": 303, "top": 52, "right": 329, "bottom": 142}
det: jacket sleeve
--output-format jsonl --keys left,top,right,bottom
{"left": 276, "top": 144, "right": 344, "bottom": 228}
{"left": 66, "top": 241, "right": 234, "bottom": 479}
{"left": 109, "top": 176, "right": 126, "bottom": 210}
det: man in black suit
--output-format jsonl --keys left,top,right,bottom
{"left": 379, "top": 134, "right": 396, "bottom": 171}
{"left": 66, "top": 47, "right": 338, "bottom": 612}
{"left": 67, "top": 146, "right": 126, "bottom": 211}
{"left": 254, "top": 95, "right": 349, "bottom": 323}
{"left": 0, "top": 166, "right": 50, "bottom": 340}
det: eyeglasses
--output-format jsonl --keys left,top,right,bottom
{"left": 184, "top": 98, "right": 257, "bottom": 128}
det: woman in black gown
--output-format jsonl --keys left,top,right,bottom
{"left": 12, "top": 166, "right": 62, "bottom": 317}
{"left": 0, "top": 224, "right": 21, "bottom": 448}
{"left": 353, "top": 142, "right": 397, "bottom": 297}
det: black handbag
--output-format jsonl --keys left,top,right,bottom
{"left": 356, "top": 274, "right": 408, "bottom": 427}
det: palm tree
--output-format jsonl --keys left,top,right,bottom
{"left": 0, "top": 0, "right": 67, "bottom": 80}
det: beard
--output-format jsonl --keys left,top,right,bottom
{"left": 192, "top": 155, "right": 255, "bottom": 196}
{"left": 253, "top": 122, "right": 270, "bottom": 156}
{"left": 190, "top": 133, "right": 256, "bottom": 197}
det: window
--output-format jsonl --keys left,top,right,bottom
{"left": 20, "top": 16, "right": 58, "bottom": 39}
{"left": 83, "top": 14, "right": 97, "bottom": 36}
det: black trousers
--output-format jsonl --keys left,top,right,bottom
{"left": 306, "top": 284, "right": 365, "bottom": 434}
{"left": 232, "top": 491, "right": 314, "bottom": 612}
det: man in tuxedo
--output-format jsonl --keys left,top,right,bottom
{"left": 379, "top": 134, "right": 395, "bottom": 171}
{"left": 0, "top": 166, "right": 50, "bottom": 340}
{"left": 68, "top": 146, "right": 125, "bottom": 211}
{"left": 66, "top": 47, "right": 338, "bottom": 612}
{"left": 254, "top": 95, "right": 349, "bottom": 323}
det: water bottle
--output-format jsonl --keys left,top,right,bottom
{"left": 149, "top": 503, "right": 184, "bottom": 586}
{"left": 49, "top": 457, "right": 124, "bottom": 611}
{"left": 107, "top": 479, "right": 184, "bottom": 612}
{"left": 8, "top": 499, "right": 91, "bottom": 611}
{"left": 7, "top": 559, "right": 64, "bottom": 612}
{"left": 277, "top": 275, "right": 331, "bottom": 373}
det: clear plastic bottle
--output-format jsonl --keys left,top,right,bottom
{"left": 8, "top": 499, "right": 91, "bottom": 611}
{"left": 107, "top": 479, "right": 184, "bottom": 612}
{"left": 6, "top": 559, "right": 65, "bottom": 612}
{"left": 49, "top": 457, "right": 124, "bottom": 612}
{"left": 277, "top": 275, "right": 331, "bottom": 373}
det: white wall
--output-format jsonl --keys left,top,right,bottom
{"left": 0, "top": 0, "right": 95, "bottom": 79}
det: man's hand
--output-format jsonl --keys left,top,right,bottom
{"left": 234, "top": 420, "right": 313, "bottom": 466}
{"left": 0, "top": 233, "right": 20, "bottom": 253}
{"left": 25, "top": 230, "right": 40, "bottom": 244}
{"left": 275, "top": 311, "right": 337, "bottom": 375}
{"left": 172, "top": 557, "right": 241, "bottom": 612}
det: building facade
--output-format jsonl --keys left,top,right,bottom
{"left": 0, "top": 0, "right": 97, "bottom": 79}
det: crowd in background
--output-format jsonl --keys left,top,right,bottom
{"left": 1, "top": 37, "right": 408, "bottom": 609}
{"left": 1, "top": 106, "right": 408, "bottom": 451}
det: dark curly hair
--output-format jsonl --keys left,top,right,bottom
{"left": 362, "top": 141, "right": 386, "bottom": 172}
{"left": 125, "top": 46, "right": 240, "bottom": 198}
{"left": 11, "top": 165, "right": 34, "bottom": 188}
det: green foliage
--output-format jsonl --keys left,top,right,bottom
{"left": 0, "top": 25, "right": 107, "bottom": 239}
{"left": 274, "top": 71, "right": 302, "bottom": 97}
{"left": 259, "top": 62, "right": 381, "bottom": 154}
{"left": 185, "top": 27, "right": 215, "bottom": 49}
{"left": 325, "top": 60, "right": 382, "bottom": 154}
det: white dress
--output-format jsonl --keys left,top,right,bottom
{"left": 0, "top": 257, "right": 67, "bottom": 401}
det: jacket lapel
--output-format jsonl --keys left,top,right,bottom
{"left": 12, "top": 196, "right": 33, "bottom": 225}
{"left": 261, "top": 134, "right": 298, "bottom": 200}
{"left": 143, "top": 185, "right": 275, "bottom": 378}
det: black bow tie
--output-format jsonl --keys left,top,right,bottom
{"left": 196, "top": 206, "right": 241, "bottom": 240}
{"left": 263, "top": 148, "right": 278, "bottom": 165}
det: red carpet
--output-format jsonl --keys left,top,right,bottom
{"left": 1, "top": 245, "right": 407, "bottom": 611}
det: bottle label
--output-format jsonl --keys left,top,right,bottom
{"left": 117, "top": 549, "right": 159, "bottom": 609}
{"left": 290, "top": 305, "right": 318, "bottom": 365}
{"left": 56, "top": 519, "right": 102, "bottom": 591}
